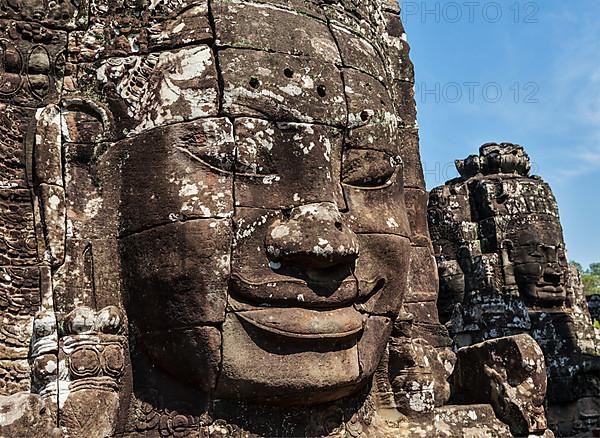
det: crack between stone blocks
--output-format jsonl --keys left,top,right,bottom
{"left": 139, "top": 322, "right": 225, "bottom": 335}
{"left": 214, "top": 115, "right": 239, "bottom": 403}
{"left": 325, "top": 15, "right": 352, "bottom": 217}
{"left": 144, "top": 37, "right": 214, "bottom": 56}
{"left": 207, "top": 0, "right": 225, "bottom": 116}
{"left": 233, "top": 199, "right": 345, "bottom": 211}
{"left": 83, "top": 39, "right": 332, "bottom": 67}
{"left": 208, "top": 0, "right": 235, "bottom": 393}
{"left": 340, "top": 63, "right": 394, "bottom": 93}
{"left": 104, "top": 112, "right": 347, "bottom": 148}
{"left": 58, "top": 111, "right": 68, "bottom": 279}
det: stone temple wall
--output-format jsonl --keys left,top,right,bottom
{"left": 428, "top": 143, "right": 600, "bottom": 437}
{"left": 589, "top": 295, "right": 600, "bottom": 324}
{"left": 0, "top": 1, "right": 555, "bottom": 437}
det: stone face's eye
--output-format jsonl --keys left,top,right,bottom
{"left": 528, "top": 246, "right": 544, "bottom": 259}
{"left": 168, "top": 120, "right": 236, "bottom": 175}
{"left": 341, "top": 149, "right": 400, "bottom": 188}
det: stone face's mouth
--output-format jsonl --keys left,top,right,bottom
{"left": 229, "top": 273, "right": 359, "bottom": 309}
{"left": 537, "top": 284, "right": 564, "bottom": 294}
{"left": 234, "top": 306, "right": 365, "bottom": 339}
{"left": 230, "top": 271, "right": 387, "bottom": 310}
{"left": 227, "top": 273, "right": 385, "bottom": 338}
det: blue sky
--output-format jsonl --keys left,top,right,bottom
{"left": 402, "top": 0, "right": 600, "bottom": 268}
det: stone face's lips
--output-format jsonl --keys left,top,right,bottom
{"left": 230, "top": 273, "right": 359, "bottom": 308}
{"left": 538, "top": 285, "right": 564, "bottom": 294}
{"left": 235, "top": 307, "right": 365, "bottom": 339}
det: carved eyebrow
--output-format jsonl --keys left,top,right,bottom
{"left": 174, "top": 146, "right": 235, "bottom": 176}
{"left": 174, "top": 145, "right": 279, "bottom": 179}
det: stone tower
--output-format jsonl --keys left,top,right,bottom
{"left": 429, "top": 143, "right": 600, "bottom": 436}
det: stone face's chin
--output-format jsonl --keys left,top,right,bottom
{"left": 216, "top": 311, "right": 365, "bottom": 405}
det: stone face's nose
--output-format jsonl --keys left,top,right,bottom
{"left": 265, "top": 202, "right": 359, "bottom": 269}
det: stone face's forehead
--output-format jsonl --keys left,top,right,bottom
{"left": 508, "top": 222, "right": 565, "bottom": 248}
{"left": 220, "top": 48, "right": 347, "bottom": 125}
{"left": 470, "top": 178, "right": 560, "bottom": 221}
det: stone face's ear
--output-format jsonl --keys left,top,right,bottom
{"left": 27, "top": 99, "right": 120, "bottom": 314}
{"left": 500, "top": 240, "right": 519, "bottom": 294}
{"left": 437, "top": 258, "right": 466, "bottom": 322}
{"left": 25, "top": 100, "right": 128, "bottom": 437}
{"left": 31, "top": 104, "right": 65, "bottom": 268}
{"left": 28, "top": 100, "right": 114, "bottom": 270}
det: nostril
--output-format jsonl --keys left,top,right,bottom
{"left": 281, "top": 208, "right": 292, "bottom": 220}
{"left": 249, "top": 77, "right": 261, "bottom": 89}
{"left": 372, "top": 278, "right": 386, "bottom": 295}
{"left": 334, "top": 221, "right": 343, "bottom": 232}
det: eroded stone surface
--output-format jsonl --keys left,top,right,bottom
{"left": 0, "top": 392, "right": 61, "bottom": 438}
{"left": 452, "top": 334, "right": 548, "bottom": 436}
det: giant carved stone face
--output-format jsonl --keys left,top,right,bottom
{"left": 509, "top": 228, "right": 568, "bottom": 305}
{"left": 117, "top": 5, "right": 411, "bottom": 405}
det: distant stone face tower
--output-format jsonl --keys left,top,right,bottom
{"left": 429, "top": 143, "right": 600, "bottom": 436}
{"left": 0, "top": 1, "right": 552, "bottom": 437}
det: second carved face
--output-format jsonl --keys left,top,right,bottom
{"left": 509, "top": 229, "right": 568, "bottom": 305}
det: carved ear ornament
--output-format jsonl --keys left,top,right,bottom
{"left": 67, "top": 344, "right": 125, "bottom": 382}
{"left": 61, "top": 306, "right": 127, "bottom": 337}
{"left": 31, "top": 311, "right": 58, "bottom": 357}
